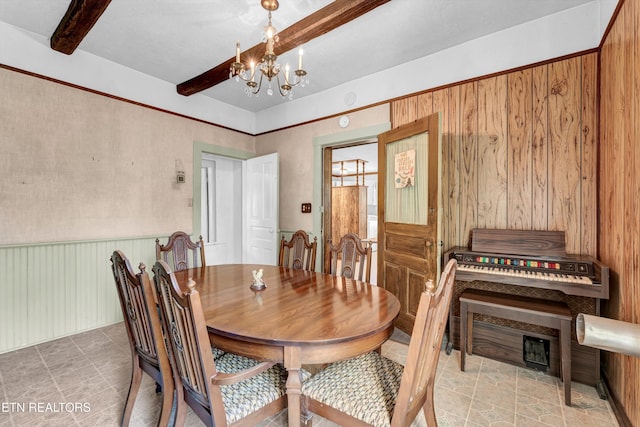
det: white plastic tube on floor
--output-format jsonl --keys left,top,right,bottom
{"left": 576, "top": 313, "right": 640, "bottom": 358}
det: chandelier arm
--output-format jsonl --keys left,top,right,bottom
{"left": 276, "top": 74, "right": 288, "bottom": 97}
{"left": 250, "top": 72, "right": 264, "bottom": 95}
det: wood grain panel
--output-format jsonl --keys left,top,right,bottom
{"left": 331, "top": 186, "right": 367, "bottom": 241}
{"left": 532, "top": 65, "right": 549, "bottom": 230}
{"left": 600, "top": 9, "right": 625, "bottom": 413}
{"left": 445, "top": 87, "right": 461, "bottom": 248}
{"left": 631, "top": 0, "right": 640, "bottom": 419}
{"left": 477, "top": 76, "right": 508, "bottom": 229}
{"left": 407, "top": 270, "right": 426, "bottom": 316}
{"left": 548, "top": 58, "right": 582, "bottom": 253}
{"left": 507, "top": 70, "right": 533, "bottom": 229}
{"left": 390, "top": 56, "right": 598, "bottom": 256}
{"left": 416, "top": 92, "right": 433, "bottom": 119}
{"left": 599, "top": 0, "right": 640, "bottom": 424}
{"left": 391, "top": 97, "right": 417, "bottom": 127}
{"left": 622, "top": 3, "right": 638, "bottom": 423}
{"left": 382, "top": 261, "right": 405, "bottom": 319}
{"left": 459, "top": 82, "right": 478, "bottom": 242}
{"left": 437, "top": 88, "right": 460, "bottom": 249}
{"left": 580, "top": 53, "right": 598, "bottom": 257}
{"left": 384, "top": 232, "right": 428, "bottom": 258}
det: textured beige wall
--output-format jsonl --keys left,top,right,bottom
{"left": 255, "top": 105, "right": 389, "bottom": 232}
{"left": 0, "top": 68, "right": 254, "bottom": 245}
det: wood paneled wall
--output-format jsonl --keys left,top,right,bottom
{"left": 391, "top": 53, "right": 598, "bottom": 257}
{"left": 599, "top": 0, "right": 640, "bottom": 424}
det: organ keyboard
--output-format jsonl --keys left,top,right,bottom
{"left": 445, "top": 229, "right": 609, "bottom": 299}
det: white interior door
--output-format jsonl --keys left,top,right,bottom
{"left": 244, "top": 153, "right": 279, "bottom": 264}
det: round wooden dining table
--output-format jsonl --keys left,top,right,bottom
{"left": 172, "top": 264, "right": 401, "bottom": 427}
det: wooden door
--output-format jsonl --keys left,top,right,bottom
{"left": 378, "top": 113, "right": 442, "bottom": 334}
{"left": 331, "top": 186, "right": 367, "bottom": 240}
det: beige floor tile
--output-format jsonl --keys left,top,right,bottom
{"left": 467, "top": 397, "right": 516, "bottom": 426}
{"left": 515, "top": 392, "right": 565, "bottom": 425}
{"left": 0, "top": 323, "right": 621, "bottom": 427}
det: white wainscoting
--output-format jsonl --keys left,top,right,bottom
{"left": 0, "top": 237, "right": 158, "bottom": 354}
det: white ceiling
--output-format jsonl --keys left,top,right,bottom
{"left": 0, "top": 0, "right": 616, "bottom": 134}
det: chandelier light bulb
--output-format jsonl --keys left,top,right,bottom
{"left": 265, "top": 25, "right": 275, "bottom": 39}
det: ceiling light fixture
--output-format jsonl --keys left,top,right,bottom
{"left": 229, "top": 0, "right": 309, "bottom": 99}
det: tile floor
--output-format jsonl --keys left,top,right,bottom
{"left": 0, "top": 323, "right": 618, "bottom": 426}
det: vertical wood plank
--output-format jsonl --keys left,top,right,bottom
{"left": 532, "top": 65, "right": 549, "bottom": 230}
{"left": 507, "top": 70, "right": 533, "bottom": 229}
{"left": 548, "top": 58, "right": 582, "bottom": 253}
{"left": 432, "top": 89, "right": 448, "bottom": 250}
{"left": 599, "top": 1, "right": 626, "bottom": 410}
{"left": 417, "top": 92, "right": 433, "bottom": 119}
{"left": 632, "top": 2, "right": 640, "bottom": 420}
{"left": 477, "top": 75, "right": 508, "bottom": 229}
{"left": 448, "top": 86, "right": 466, "bottom": 246}
{"left": 432, "top": 89, "right": 452, "bottom": 250}
{"left": 442, "top": 86, "right": 461, "bottom": 248}
{"left": 581, "top": 53, "right": 598, "bottom": 257}
{"left": 391, "top": 97, "right": 417, "bottom": 128}
{"left": 622, "top": 2, "right": 638, "bottom": 421}
{"left": 459, "top": 82, "right": 478, "bottom": 243}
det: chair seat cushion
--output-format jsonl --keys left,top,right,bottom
{"left": 302, "top": 351, "right": 404, "bottom": 427}
{"left": 216, "top": 353, "right": 311, "bottom": 424}
{"left": 212, "top": 346, "right": 225, "bottom": 360}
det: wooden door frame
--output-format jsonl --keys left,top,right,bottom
{"left": 322, "top": 143, "right": 375, "bottom": 272}
{"left": 311, "top": 123, "right": 391, "bottom": 271}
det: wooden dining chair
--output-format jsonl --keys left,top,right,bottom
{"left": 155, "top": 231, "right": 205, "bottom": 271}
{"left": 279, "top": 230, "right": 317, "bottom": 271}
{"left": 110, "top": 250, "right": 174, "bottom": 427}
{"left": 302, "top": 258, "right": 457, "bottom": 427}
{"left": 326, "top": 232, "right": 372, "bottom": 282}
{"left": 151, "top": 260, "right": 292, "bottom": 427}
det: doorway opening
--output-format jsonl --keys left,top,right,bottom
{"left": 324, "top": 141, "right": 378, "bottom": 284}
{"left": 197, "top": 150, "right": 280, "bottom": 266}
{"left": 200, "top": 153, "right": 243, "bottom": 265}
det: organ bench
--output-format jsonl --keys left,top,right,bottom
{"left": 459, "top": 288, "right": 573, "bottom": 406}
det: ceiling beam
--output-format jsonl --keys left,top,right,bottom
{"left": 50, "top": 0, "right": 112, "bottom": 55}
{"left": 177, "top": 0, "right": 391, "bottom": 96}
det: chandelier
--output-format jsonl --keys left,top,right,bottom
{"left": 229, "top": 0, "right": 309, "bottom": 98}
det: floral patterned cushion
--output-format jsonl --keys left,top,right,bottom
{"left": 216, "top": 353, "right": 311, "bottom": 424}
{"left": 301, "top": 351, "right": 404, "bottom": 427}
